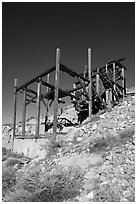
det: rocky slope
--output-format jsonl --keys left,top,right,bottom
{"left": 2, "top": 92, "right": 135, "bottom": 202}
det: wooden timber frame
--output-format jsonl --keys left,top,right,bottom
{"left": 13, "top": 48, "right": 91, "bottom": 145}
{"left": 13, "top": 48, "right": 126, "bottom": 147}
{"left": 73, "top": 57, "right": 126, "bottom": 122}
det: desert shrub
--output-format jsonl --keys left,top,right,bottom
{"left": 2, "top": 147, "right": 26, "bottom": 161}
{"left": 2, "top": 189, "right": 33, "bottom": 202}
{"left": 119, "top": 127, "right": 135, "bottom": 140}
{"left": 4, "top": 161, "right": 84, "bottom": 202}
{"left": 2, "top": 166, "right": 17, "bottom": 197}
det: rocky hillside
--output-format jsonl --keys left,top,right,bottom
{"left": 2, "top": 93, "right": 135, "bottom": 202}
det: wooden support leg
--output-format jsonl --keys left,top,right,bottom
{"left": 73, "top": 83, "right": 76, "bottom": 101}
{"left": 105, "top": 64, "right": 110, "bottom": 106}
{"left": 106, "top": 89, "right": 109, "bottom": 105}
{"left": 96, "top": 68, "right": 100, "bottom": 95}
{"left": 109, "top": 88, "right": 112, "bottom": 102}
{"left": 45, "top": 74, "right": 49, "bottom": 132}
{"left": 35, "top": 79, "right": 41, "bottom": 138}
{"left": 113, "top": 63, "right": 116, "bottom": 101}
{"left": 53, "top": 48, "right": 60, "bottom": 143}
{"left": 122, "top": 67, "right": 125, "bottom": 99}
{"left": 12, "top": 78, "right": 18, "bottom": 151}
{"left": 22, "top": 88, "right": 27, "bottom": 137}
{"left": 88, "top": 48, "right": 92, "bottom": 117}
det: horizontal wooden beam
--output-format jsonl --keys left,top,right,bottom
{"left": 41, "top": 80, "right": 55, "bottom": 90}
{"left": 40, "top": 87, "right": 78, "bottom": 101}
{"left": 16, "top": 65, "right": 56, "bottom": 92}
{"left": 26, "top": 95, "right": 37, "bottom": 105}
{"left": 60, "top": 64, "right": 90, "bottom": 82}
{"left": 26, "top": 88, "right": 37, "bottom": 95}
{"left": 19, "top": 90, "right": 35, "bottom": 99}
{"left": 68, "top": 82, "right": 89, "bottom": 93}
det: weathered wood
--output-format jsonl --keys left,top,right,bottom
{"left": 26, "top": 88, "right": 37, "bottom": 95}
{"left": 53, "top": 48, "right": 60, "bottom": 142}
{"left": 73, "top": 83, "right": 77, "bottom": 101}
{"left": 122, "top": 67, "right": 125, "bottom": 99}
{"left": 45, "top": 74, "right": 49, "bottom": 132}
{"left": 22, "top": 88, "right": 27, "bottom": 137}
{"left": 96, "top": 68, "right": 100, "bottom": 95}
{"left": 109, "top": 88, "right": 112, "bottom": 102}
{"left": 12, "top": 78, "right": 18, "bottom": 151}
{"left": 106, "top": 89, "right": 109, "bottom": 104}
{"left": 77, "top": 77, "right": 90, "bottom": 100}
{"left": 26, "top": 95, "right": 37, "bottom": 105}
{"left": 69, "top": 82, "right": 89, "bottom": 93}
{"left": 105, "top": 64, "right": 109, "bottom": 105}
{"left": 16, "top": 66, "right": 56, "bottom": 92}
{"left": 88, "top": 48, "right": 92, "bottom": 117}
{"left": 60, "top": 64, "right": 90, "bottom": 82}
{"left": 19, "top": 90, "right": 34, "bottom": 99}
{"left": 40, "top": 87, "right": 78, "bottom": 101}
{"left": 113, "top": 63, "right": 116, "bottom": 101}
{"left": 35, "top": 79, "right": 42, "bottom": 138}
{"left": 41, "top": 79, "right": 55, "bottom": 90}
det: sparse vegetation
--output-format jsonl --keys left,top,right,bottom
{"left": 3, "top": 160, "right": 84, "bottom": 202}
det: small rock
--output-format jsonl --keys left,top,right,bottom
{"left": 100, "top": 115, "right": 105, "bottom": 119}
{"left": 77, "top": 137, "right": 83, "bottom": 142}
{"left": 120, "top": 198, "right": 129, "bottom": 202}
{"left": 123, "top": 190, "right": 132, "bottom": 198}
{"left": 100, "top": 181, "right": 109, "bottom": 186}
{"left": 86, "top": 191, "right": 94, "bottom": 199}
{"left": 91, "top": 124, "right": 97, "bottom": 131}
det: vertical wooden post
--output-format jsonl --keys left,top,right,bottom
{"left": 106, "top": 89, "right": 109, "bottom": 105}
{"left": 35, "top": 79, "right": 41, "bottom": 138}
{"left": 12, "top": 78, "right": 18, "bottom": 151}
{"left": 73, "top": 83, "right": 76, "bottom": 101}
{"left": 96, "top": 68, "right": 100, "bottom": 95}
{"left": 105, "top": 64, "right": 109, "bottom": 105}
{"left": 109, "top": 88, "right": 112, "bottom": 102}
{"left": 53, "top": 48, "right": 60, "bottom": 142}
{"left": 45, "top": 74, "right": 49, "bottom": 132}
{"left": 88, "top": 48, "right": 92, "bottom": 117}
{"left": 122, "top": 67, "right": 125, "bottom": 99}
{"left": 22, "top": 88, "right": 27, "bottom": 137}
{"left": 113, "top": 63, "right": 116, "bottom": 101}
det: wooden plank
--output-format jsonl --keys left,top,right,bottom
{"left": 88, "top": 48, "right": 92, "bottom": 117}
{"left": 113, "top": 63, "right": 116, "bottom": 101}
{"left": 60, "top": 64, "right": 90, "bottom": 82}
{"left": 53, "top": 48, "right": 60, "bottom": 142}
{"left": 26, "top": 88, "right": 37, "bottom": 95}
{"left": 106, "top": 89, "right": 109, "bottom": 105}
{"left": 40, "top": 87, "right": 78, "bottom": 101}
{"left": 26, "top": 95, "right": 37, "bottom": 105}
{"left": 68, "top": 82, "right": 89, "bottom": 93}
{"left": 45, "top": 74, "right": 49, "bottom": 132}
{"left": 96, "top": 68, "right": 100, "bottom": 95}
{"left": 105, "top": 64, "right": 109, "bottom": 105}
{"left": 16, "top": 65, "right": 56, "bottom": 92}
{"left": 122, "top": 67, "right": 125, "bottom": 99}
{"left": 19, "top": 90, "right": 34, "bottom": 99}
{"left": 35, "top": 79, "right": 41, "bottom": 138}
{"left": 72, "top": 83, "right": 77, "bottom": 101}
{"left": 41, "top": 79, "right": 55, "bottom": 90}
{"left": 12, "top": 78, "right": 18, "bottom": 151}
{"left": 22, "top": 88, "right": 27, "bottom": 137}
{"left": 77, "top": 77, "right": 90, "bottom": 100}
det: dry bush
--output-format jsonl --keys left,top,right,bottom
{"left": 3, "top": 160, "right": 84, "bottom": 202}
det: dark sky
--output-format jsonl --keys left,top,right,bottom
{"left": 2, "top": 2, "right": 135, "bottom": 124}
